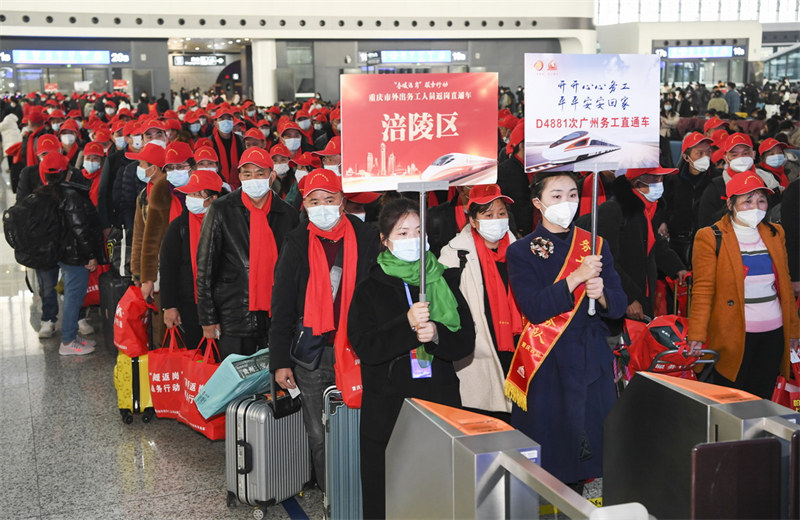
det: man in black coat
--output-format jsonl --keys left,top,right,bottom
{"left": 271, "top": 168, "right": 379, "bottom": 492}
{"left": 426, "top": 185, "right": 471, "bottom": 256}
{"left": 662, "top": 132, "right": 717, "bottom": 266}
{"left": 196, "top": 148, "right": 299, "bottom": 360}
{"left": 497, "top": 123, "right": 532, "bottom": 236}
{"left": 590, "top": 168, "right": 687, "bottom": 324}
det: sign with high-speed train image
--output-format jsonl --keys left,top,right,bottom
{"left": 340, "top": 72, "right": 498, "bottom": 193}
{"left": 524, "top": 53, "right": 661, "bottom": 174}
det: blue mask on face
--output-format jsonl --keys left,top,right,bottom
{"left": 217, "top": 119, "right": 234, "bottom": 134}
{"left": 166, "top": 169, "right": 190, "bottom": 187}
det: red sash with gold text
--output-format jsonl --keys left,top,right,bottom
{"left": 505, "top": 227, "right": 601, "bottom": 410}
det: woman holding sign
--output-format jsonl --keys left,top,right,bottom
{"left": 348, "top": 197, "right": 475, "bottom": 519}
{"left": 505, "top": 171, "right": 626, "bottom": 490}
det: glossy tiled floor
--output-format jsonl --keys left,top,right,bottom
{"left": 0, "top": 171, "right": 323, "bottom": 520}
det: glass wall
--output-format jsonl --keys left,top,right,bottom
{"left": 764, "top": 47, "right": 800, "bottom": 81}
{"left": 596, "top": 0, "right": 798, "bottom": 23}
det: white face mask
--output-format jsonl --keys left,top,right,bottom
{"left": 131, "top": 135, "right": 143, "bottom": 149}
{"left": 260, "top": 128, "right": 270, "bottom": 139}
{"left": 51, "top": 122, "right": 61, "bottom": 132}
{"left": 273, "top": 163, "right": 290, "bottom": 176}
{"left": 217, "top": 119, "right": 234, "bottom": 134}
{"left": 324, "top": 164, "right": 340, "bottom": 176}
{"left": 540, "top": 201, "right": 578, "bottom": 229}
{"left": 60, "top": 133, "right": 76, "bottom": 146}
{"left": 641, "top": 181, "right": 664, "bottom": 202}
{"left": 728, "top": 156, "right": 754, "bottom": 173}
{"left": 149, "top": 139, "right": 167, "bottom": 149}
{"left": 314, "top": 123, "right": 323, "bottom": 131}
{"left": 247, "top": 110, "right": 256, "bottom": 118}
{"left": 735, "top": 208, "right": 766, "bottom": 228}
{"left": 333, "top": 122, "right": 341, "bottom": 133}
{"left": 284, "top": 137, "right": 301, "bottom": 152}
{"left": 690, "top": 156, "right": 710, "bottom": 172}
{"left": 178, "top": 113, "right": 185, "bottom": 121}
{"left": 476, "top": 218, "right": 509, "bottom": 243}
{"left": 241, "top": 178, "right": 272, "bottom": 199}
{"left": 297, "top": 119, "right": 311, "bottom": 131}
{"left": 166, "top": 169, "right": 190, "bottom": 187}
{"left": 114, "top": 136, "right": 127, "bottom": 150}
{"left": 84, "top": 160, "right": 101, "bottom": 174}
{"left": 199, "top": 117, "right": 208, "bottom": 126}
{"left": 294, "top": 169, "right": 309, "bottom": 182}
{"left": 307, "top": 203, "right": 342, "bottom": 231}
{"left": 136, "top": 165, "right": 150, "bottom": 183}
{"left": 234, "top": 130, "right": 244, "bottom": 138}
{"left": 390, "top": 237, "right": 429, "bottom": 263}
{"left": 105, "top": 108, "right": 115, "bottom": 116}
{"left": 185, "top": 196, "right": 209, "bottom": 215}
{"left": 765, "top": 154, "right": 786, "bottom": 168}
{"left": 189, "top": 123, "right": 201, "bottom": 134}
{"left": 351, "top": 212, "right": 366, "bottom": 222}
{"left": 47, "top": 108, "right": 55, "bottom": 114}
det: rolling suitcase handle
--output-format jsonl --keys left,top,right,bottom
{"left": 236, "top": 440, "right": 253, "bottom": 474}
{"left": 269, "top": 375, "right": 302, "bottom": 419}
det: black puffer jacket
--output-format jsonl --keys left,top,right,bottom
{"left": 196, "top": 190, "right": 299, "bottom": 337}
{"left": 42, "top": 180, "right": 104, "bottom": 266}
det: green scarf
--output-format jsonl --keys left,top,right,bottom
{"left": 378, "top": 250, "right": 462, "bottom": 365}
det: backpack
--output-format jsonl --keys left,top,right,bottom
{"left": 3, "top": 187, "right": 63, "bottom": 269}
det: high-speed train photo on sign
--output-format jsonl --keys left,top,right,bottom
{"left": 420, "top": 153, "right": 497, "bottom": 183}
{"left": 541, "top": 131, "right": 621, "bottom": 164}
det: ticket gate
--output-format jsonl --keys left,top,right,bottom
{"left": 386, "top": 399, "right": 649, "bottom": 520}
{"left": 604, "top": 372, "right": 800, "bottom": 519}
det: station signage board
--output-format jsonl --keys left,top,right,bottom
{"left": 172, "top": 55, "right": 227, "bottom": 67}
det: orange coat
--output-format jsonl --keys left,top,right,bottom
{"left": 689, "top": 215, "right": 799, "bottom": 382}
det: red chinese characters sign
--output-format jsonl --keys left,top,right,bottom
{"left": 341, "top": 72, "right": 498, "bottom": 193}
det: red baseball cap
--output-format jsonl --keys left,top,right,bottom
{"left": 67, "top": 109, "right": 83, "bottom": 119}
{"left": 27, "top": 107, "right": 46, "bottom": 124}
{"left": 267, "top": 106, "right": 281, "bottom": 115}
{"left": 270, "top": 143, "right": 291, "bottom": 159}
{"left": 468, "top": 184, "right": 514, "bottom": 206}
{"left": 193, "top": 146, "right": 219, "bottom": 162}
{"left": 164, "top": 142, "right": 194, "bottom": 166}
{"left": 59, "top": 119, "right": 80, "bottom": 134}
{"left": 624, "top": 167, "right": 678, "bottom": 180}
{"left": 725, "top": 171, "right": 773, "bottom": 198}
{"left": 721, "top": 132, "right": 753, "bottom": 153}
{"left": 36, "top": 134, "right": 61, "bottom": 154}
{"left": 94, "top": 129, "right": 112, "bottom": 143}
{"left": 237, "top": 147, "right": 274, "bottom": 170}
{"left": 140, "top": 120, "right": 166, "bottom": 134}
{"left": 175, "top": 169, "right": 224, "bottom": 194}
{"left": 314, "top": 136, "right": 341, "bottom": 156}
{"left": 703, "top": 116, "right": 728, "bottom": 133}
{"left": 126, "top": 142, "right": 166, "bottom": 167}
{"left": 681, "top": 132, "right": 714, "bottom": 154}
{"left": 163, "top": 118, "right": 182, "bottom": 131}
{"left": 758, "top": 137, "right": 791, "bottom": 155}
{"left": 83, "top": 141, "right": 107, "bottom": 158}
{"left": 710, "top": 128, "right": 730, "bottom": 148}
{"left": 506, "top": 123, "right": 525, "bottom": 155}
{"left": 498, "top": 114, "right": 519, "bottom": 130}
{"left": 40, "top": 152, "right": 69, "bottom": 177}
{"left": 123, "top": 121, "right": 141, "bottom": 137}
{"left": 184, "top": 111, "right": 200, "bottom": 124}
{"left": 292, "top": 151, "right": 322, "bottom": 169}
{"left": 711, "top": 148, "right": 726, "bottom": 165}
{"left": 244, "top": 128, "right": 266, "bottom": 142}
{"left": 186, "top": 99, "right": 198, "bottom": 108}
{"left": 193, "top": 138, "right": 213, "bottom": 150}
{"left": 117, "top": 107, "right": 132, "bottom": 118}
{"left": 303, "top": 168, "right": 342, "bottom": 197}
{"left": 329, "top": 108, "right": 341, "bottom": 121}
{"left": 279, "top": 121, "right": 302, "bottom": 135}
{"left": 47, "top": 109, "right": 65, "bottom": 120}
{"left": 345, "top": 191, "right": 381, "bottom": 205}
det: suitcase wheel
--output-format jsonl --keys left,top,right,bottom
{"left": 120, "top": 409, "right": 133, "bottom": 424}
{"left": 226, "top": 491, "right": 237, "bottom": 508}
{"left": 142, "top": 408, "right": 155, "bottom": 423}
{"left": 252, "top": 508, "right": 265, "bottom": 520}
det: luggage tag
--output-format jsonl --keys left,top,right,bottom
{"left": 404, "top": 282, "right": 432, "bottom": 379}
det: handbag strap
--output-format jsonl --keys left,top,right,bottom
{"left": 161, "top": 327, "right": 186, "bottom": 351}
{"left": 199, "top": 337, "right": 220, "bottom": 363}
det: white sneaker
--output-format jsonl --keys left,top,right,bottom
{"left": 59, "top": 340, "right": 95, "bottom": 356}
{"left": 78, "top": 319, "right": 95, "bottom": 336}
{"left": 75, "top": 335, "right": 97, "bottom": 349}
{"left": 39, "top": 321, "right": 56, "bottom": 339}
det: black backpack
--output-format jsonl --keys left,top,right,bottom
{"left": 3, "top": 187, "right": 63, "bottom": 269}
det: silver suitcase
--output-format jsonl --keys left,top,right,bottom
{"left": 323, "top": 385, "right": 363, "bottom": 519}
{"left": 225, "top": 381, "right": 311, "bottom": 509}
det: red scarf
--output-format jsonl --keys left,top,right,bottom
{"left": 240, "top": 191, "right": 278, "bottom": 312}
{"left": 63, "top": 143, "right": 79, "bottom": 165}
{"left": 579, "top": 172, "right": 606, "bottom": 217}
{"left": 304, "top": 217, "right": 358, "bottom": 344}
{"left": 25, "top": 126, "right": 44, "bottom": 166}
{"left": 763, "top": 164, "right": 789, "bottom": 189}
{"left": 82, "top": 168, "right": 101, "bottom": 207}
{"left": 471, "top": 229, "right": 522, "bottom": 352}
{"left": 213, "top": 128, "right": 240, "bottom": 190}
{"left": 169, "top": 194, "right": 183, "bottom": 223}
{"left": 632, "top": 189, "right": 657, "bottom": 255}
{"left": 455, "top": 199, "right": 468, "bottom": 231}
{"left": 188, "top": 212, "right": 204, "bottom": 303}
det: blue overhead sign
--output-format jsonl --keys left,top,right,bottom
{"left": 380, "top": 50, "right": 453, "bottom": 63}
{"left": 666, "top": 46, "right": 733, "bottom": 60}
{"left": 10, "top": 49, "right": 132, "bottom": 65}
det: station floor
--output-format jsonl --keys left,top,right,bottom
{"left": 0, "top": 167, "right": 600, "bottom": 520}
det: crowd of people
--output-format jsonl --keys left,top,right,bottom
{"left": 0, "top": 79, "right": 798, "bottom": 518}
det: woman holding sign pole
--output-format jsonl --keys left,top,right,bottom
{"left": 505, "top": 171, "right": 626, "bottom": 489}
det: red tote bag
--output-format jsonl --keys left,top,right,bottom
{"left": 177, "top": 338, "right": 225, "bottom": 440}
{"left": 772, "top": 363, "right": 800, "bottom": 412}
{"left": 114, "top": 286, "right": 156, "bottom": 358}
{"left": 82, "top": 264, "right": 110, "bottom": 307}
{"left": 148, "top": 328, "right": 191, "bottom": 419}
{"left": 335, "top": 338, "right": 363, "bottom": 408}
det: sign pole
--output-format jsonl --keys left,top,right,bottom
{"left": 397, "top": 181, "right": 449, "bottom": 303}
{"left": 588, "top": 165, "right": 599, "bottom": 316}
